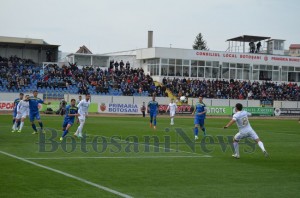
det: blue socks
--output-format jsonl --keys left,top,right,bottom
{"left": 62, "top": 130, "right": 68, "bottom": 138}
{"left": 154, "top": 118, "right": 156, "bottom": 126}
{"left": 194, "top": 127, "right": 198, "bottom": 136}
{"left": 32, "top": 124, "right": 37, "bottom": 132}
{"left": 39, "top": 122, "right": 43, "bottom": 129}
{"left": 202, "top": 127, "right": 206, "bottom": 136}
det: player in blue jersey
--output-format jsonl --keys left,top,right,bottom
{"left": 148, "top": 94, "right": 159, "bottom": 129}
{"left": 12, "top": 93, "right": 24, "bottom": 131}
{"left": 60, "top": 99, "right": 79, "bottom": 141}
{"left": 29, "top": 90, "right": 51, "bottom": 134}
{"left": 192, "top": 96, "right": 207, "bottom": 140}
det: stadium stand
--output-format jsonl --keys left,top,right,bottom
{"left": 162, "top": 77, "right": 300, "bottom": 101}
{"left": 0, "top": 55, "right": 299, "bottom": 100}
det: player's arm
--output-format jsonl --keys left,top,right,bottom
{"left": 224, "top": 118, "right": 236, "bottom": 129}
{"left": 41, "top": 99, "right": 51, "bottom": 105}
{"left": 201, "top": 106, "right": 207, "bottom": 115}
{"left": 166, "top": 105, "right": 170, "bottom": 112}
{"left": 192, "top": 105, "right": 196, "bottom": 115}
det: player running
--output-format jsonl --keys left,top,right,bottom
{"left": 74, "top": 93, "right": 91, "bottom": 138}
{"left": 224, "top": 103, "right": 269, "bottom": 159}
{"left": 166, "top": 98, "right": 177, "bottom": 125}
{"left": 192, "top": 96, "right": 207, "bottom": 140}
{"left": 12, "top": 93, "right": 24, "bottom": 130}
{"left": 60, "top": 99, "right": 79, "bottom": 141}
{"left": 12, "top": 95, "right": 30, "bottom": 132}
{"left": 148, "top": 94, "right": 159, "bottom": 129}
{"left": 29, "top": 90, "right": 51, "bottom": 134}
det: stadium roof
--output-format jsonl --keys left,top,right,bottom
{"left": 0, "top": 36, "right": 59, "bottom": 47}
{"left": 289, "top": 44, "right": 300, "bottom": 49}
{"left": 227, "top": 35, "right": 271, "bottom": 42}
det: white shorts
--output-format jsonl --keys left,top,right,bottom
{"left": 78, "top": 114, "right": 86, "bottom": 121}
{"left": 16, "top": 112, "right": 28, "bottom": 119}
{"left": 234, "top": 129, "right": 259, "bottom": 141}
{"left": 170, "top": 111, "right": 175, "bottom": 117}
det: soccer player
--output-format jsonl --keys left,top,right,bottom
{"left": 166, "top": 98, "right": 177, "bottom": 125}
{"left": 224, "top": 103, "right": 269, "bottom": 159}
{"left": 60, "top": 99, "right": 79, "bottom": 141}
{"left": 12, "top": 95, "right": 29, "bottom": 132}
{"left": 74, "top": 93, "right": 91, "bottom": 138}
{"left": 12, "top": 93, "right": 24, "bottom": 130}
{"left": 148, "top": 94, "right": 159, "bottom": 129}
{"left": 192, "top": 96, "right": 207, "bottom": 140}
{"left": 29, "top": 90, "right": 51, "bottom": 134}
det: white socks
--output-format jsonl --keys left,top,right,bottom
{"left": 233, "top": 141, "right": 239, "bottom": 156}
{"left": 19, "top": 122, "right": 24, "bottom": 130}
{"left": 258, "top": 141, "right": 266, "bottom": 152}
{"left": 75, "top": 120, "right": 85, "bottom": 136}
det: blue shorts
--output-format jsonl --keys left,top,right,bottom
{"left": 150, "top": 112, "right": 157, "bottom": 117}
{"left": 62, "top": 120, "right": 74, "bottom": 128}
{"left": 13, "top": 110, "right": 17, "bottom": 118}
{"left": 29, "top": 111, "right": 41, "bottom": 122}
{"left": 194, "top": 117, "right": 205, "bottom": 127}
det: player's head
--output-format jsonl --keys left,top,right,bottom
{"left": 19, "top": 93, "right": 24, "bottom": 99}
{"left": 71, "top": 99, "right": 76, "bottom": 106}
{"left": 24, "top": 95, "right": 29, "bottom": 101}
{"left": 79, "top": 95, "right": 82, "bottom": 100}
{"left": 199, "top": 96, "right": 203, "bottom": 102}
{"left": 152, "top": 93, "right": 156, "bottom": 101}
{"left": 235, "top": 103, "right": 243, "bottom": 111}
{"left": 171, "top": 98, "right": 174, "bottom": 103}
{"left": 33, "top": 90, "right": 38, "bottom": 97}
{"left": 85, "top": 93, "right": 91, "bottom": 101}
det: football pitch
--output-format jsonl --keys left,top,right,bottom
{"left": 0, "top": 114, "right": 299, "bottom": 198}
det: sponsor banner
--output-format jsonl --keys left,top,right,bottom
{"left": 158, "top": 104, "right": 193, "bottom": 114}
{"left": 276, "top": 108, "right": 300, "bottom": 116}
{"left": 0, "top": 101, "right": 14, "bottom": 111}
{"left": 206, "top": 106, "right": 232, "bottom": 116}
{"left": 98, "top": 103, "right": 140, "bottom": 114}
{"left": 236, "top": 107, "right": 274, "bottom": 116}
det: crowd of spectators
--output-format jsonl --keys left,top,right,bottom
{"left": 0, "top": 55, "right": 299, "bottom": 100}
{"left": 0, "top": 55, "right": 40, "bottom": 91}
{"left": 162, "top": 77, "right": 300, "bottom": 101}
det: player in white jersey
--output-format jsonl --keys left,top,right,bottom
{"left": 74, "top": 93, "right": 91, "bottom": 138}
{"left": 12, "top": 95, "right": 30, "bottom": 132}
{"left": 224, "top": 103, "right": 268, "bottom": 159}
{"left": 166, "top": 99, "right": 177, "bottom": 125}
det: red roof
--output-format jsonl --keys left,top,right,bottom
{"left": 289, "top": 44, "right": 300, "bottom": 49}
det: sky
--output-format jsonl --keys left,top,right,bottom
{"left": 1, "top": 0, "right": 300, "bottom": 54}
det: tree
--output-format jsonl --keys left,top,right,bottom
{"left": 193, "top": 33, "right": 209, "bottom": 50}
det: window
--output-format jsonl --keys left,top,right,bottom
{"left": 183, "top": 60, "right": 189, "bottom": 66}
{"left": 237, "top": 69, "right": 243, "bottom": 79}
{"left": 272, "top": 71, "right": 279, "bottom": 81}
{"left": 222, "top": 68, "right": 229, "bottom": 79}
{"left": 212, "top": 68, "right": 219, "bottom": 78}
{"left": 273, "top": 66, "right": 279, "bottom": 70}
{"left": 176, "top": 59, "right": 182, "bottom": 65}
{"left": 183, "top": 66, "right": 189, "bottom": 77}
{"left": 253, "top": 70, "right": 259, "bottom": 80}
{"left": 230, "top": 63, "right": 236, "bottom": 68}
{"left": 176, "top": 65, "right": 182, "bottom": 76}
{"left": 206, "top": 61, "right": 212, "bottom": 67}
{"left": 169, "top": 65, "right": 175, "bottom": 76}
{"left": 161, "top": 59, "right": 168, "bottom": 64}
{"left": 198, "top": 61, "right": 205, "bottom": 67}
{"left": 205, "top": 67, "right": 212, "bottom": 78}
{"left": 223, "top": 62, "right": 229, "bottom": 68}
{"left": 230, "top": 69, "right": 236, "bottom": 79}
{"left": 198, "top": 67, "right": 204, "bottom": 77}
{"left": 213, "top": 61, "right": 219, "bottom": 67}
{"left": 161, "top": 65, "right": 168, "bottom": 76}
{"left": 191, "top": 67, "right": 197, "bottom": 77}
{"left": 243, "top": 68, "right": 250, "bottom": 80}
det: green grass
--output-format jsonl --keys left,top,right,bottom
{"left": 0, "top": 114, "right": 299, "bottom": 198}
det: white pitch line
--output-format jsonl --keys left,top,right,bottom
{"left": 0, "top": 150, "right": 133, "bottom": 198}
{"left": 24, "top": 155, "right": 212, "bottom": 160}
